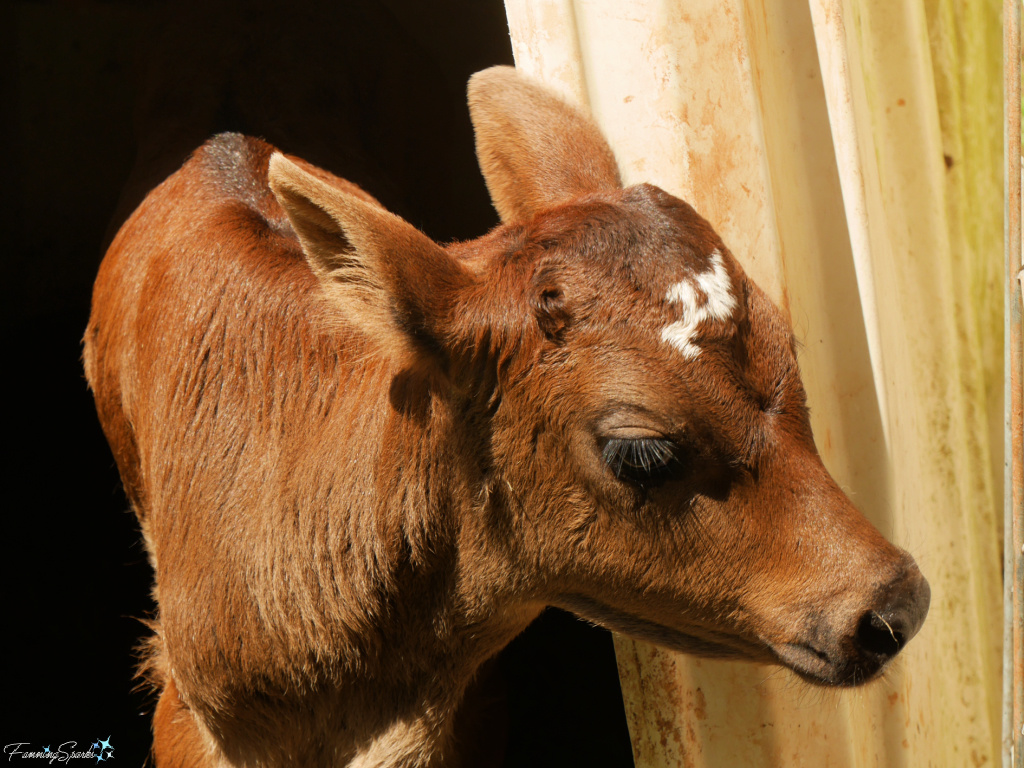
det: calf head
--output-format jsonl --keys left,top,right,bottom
{"left": 269, "top": 66, "right": 929, "bottom": 687}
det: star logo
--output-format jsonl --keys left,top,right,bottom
{"left": 94, "top": 736, "right": 114, "bottom": 762}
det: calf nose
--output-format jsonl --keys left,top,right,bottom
{"left": 852, "top": 565, "right": 931, "bottom": 665}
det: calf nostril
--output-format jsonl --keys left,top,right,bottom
{"left": 855, "top": 610, "right": 905, "bottom": 659}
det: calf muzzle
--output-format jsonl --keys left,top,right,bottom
{"left": 775, "top": 557, "right": 930, "bottom": 687}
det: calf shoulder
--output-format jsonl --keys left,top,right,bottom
{"left": 84, "top": 134, "right": 476, "bottom": 727}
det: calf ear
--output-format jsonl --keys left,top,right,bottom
{"left": 268, "top": 153, "right": 471, "bottom": 365}
{"left": 468, "top": 66, "right": 622, "bottom": 223}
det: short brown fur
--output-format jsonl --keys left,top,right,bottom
{"left": 84, "top": 67, "right": 929, "bottom": 767}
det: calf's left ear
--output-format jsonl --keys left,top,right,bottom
{"left": 469, "top": 66, "right": 622, "bottom": 223}
{"left": 268, "top": 152, "right": 472, "bottom": 366}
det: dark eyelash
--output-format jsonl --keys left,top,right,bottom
{"left": 602, "top": 437, "right": 678, "bottom": 483}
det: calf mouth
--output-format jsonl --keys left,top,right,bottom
{"left": 770, "top": 641, "right": 886, "bottom": 687}
{"left": 559, "top": 591, "right": 926, "bottom": 688}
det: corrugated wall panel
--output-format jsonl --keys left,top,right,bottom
{"left": 503, "top": 0, "right": 1004, "bottom": 765}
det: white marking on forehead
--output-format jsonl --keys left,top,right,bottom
{"left": 660, "top": 249, "right": 737, "bottom": 359}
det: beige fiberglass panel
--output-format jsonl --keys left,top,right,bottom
{"left": 504, "top": 0, "right": 1004, "bottom": 766}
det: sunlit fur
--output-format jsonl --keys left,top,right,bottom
{"left": 83, "top": 67, "right": 928, "bottom": 768}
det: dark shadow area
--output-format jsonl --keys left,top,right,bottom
{"left": 4, "top": 2, "right": 634, "bottom": 765}
{"left": 499, "top": 609, "right": 636, "bottom": 768}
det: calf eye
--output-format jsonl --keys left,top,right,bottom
{"left": 602, "top": 437, "right": 679, "bottom": 485}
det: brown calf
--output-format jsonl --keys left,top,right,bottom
{"left": 84, "top": 67, "right": 929, "bottom": 767}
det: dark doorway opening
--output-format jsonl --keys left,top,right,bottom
{"left": 5, "top": 3, "right": 635, "bottom": 766}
